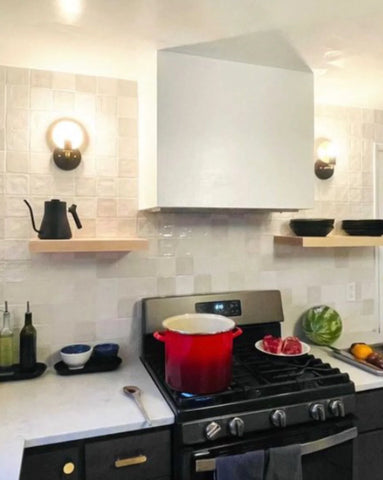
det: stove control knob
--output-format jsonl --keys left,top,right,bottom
{"left": 328, "top": 399, "right": 345, "bottom": 417}
{"left": 270, "top": 409, "right": 287, "bottom": 428}
{"left": 205, "top": 421, "right": 222, "bottom": 440}
{"left": 229, "top": 417, "right": 245, "bottom": 437}
{"left": 310, "top": 403, "right": 326, "bottom": 421}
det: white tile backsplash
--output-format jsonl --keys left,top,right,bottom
{"left": 0, "top": 65, "right": 381, "bottom": 367}
{"left": 30, "top": 87, "right": 53, "bottom": 110}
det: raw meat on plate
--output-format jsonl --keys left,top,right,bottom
{"left": 281, "top": 336, "right": 302, "bottom": 354}
{"left": 262, "top": 335, "right": 303, "bottom": 355}
{"left": 262, "top": 335, "right": 283, "bottom": 354}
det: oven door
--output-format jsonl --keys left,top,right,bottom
{"left": 183, "top": 419, "right": 357, "bottom": 480}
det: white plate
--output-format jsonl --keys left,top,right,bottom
{"left": 255, "top": 339, "right": 311, "bottom": 357}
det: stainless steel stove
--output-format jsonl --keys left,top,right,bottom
{"left": 141, "top": 290, "right": 357, "bottom": 480}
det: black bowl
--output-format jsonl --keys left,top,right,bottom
{"left": 290, "top": 218, "right": 334, "bottom": 226}
{"left": 342, "top": 219, "right": 383, "bottom": 225}
{"left": 289, "top": 219, "right": 334, "bottom": 237}
{"left": 341, "top": 220, "right": 383, "bottom": 236}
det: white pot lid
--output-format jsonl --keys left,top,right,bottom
{"left": 162, "top": 313, "right": 235, "bottom": 335}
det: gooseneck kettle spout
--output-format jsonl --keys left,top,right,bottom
{"left": 24, "top": 199, "right": 40, "bottom": 234}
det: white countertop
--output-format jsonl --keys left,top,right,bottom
{"left": 3, "top": 335, "right": 383, "bottom": 480}
{"left": 0, "top": 361, "right": 174, "bottom": 480}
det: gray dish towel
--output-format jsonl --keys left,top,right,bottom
{"left": 264, "top": 444, "right": 302, "bottom": 480}
{"left": 215, "top": 450, "right": 265, "bottom": 480}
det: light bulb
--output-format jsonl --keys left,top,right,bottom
{"left": 317, "top": 140, "right": 338, "bottom": 164}
{"left": 51, "top": 120, "right": 84, "bottom": 149}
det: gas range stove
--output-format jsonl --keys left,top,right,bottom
{"left": 141, "top": 290, "right": 355, "bottom": 447}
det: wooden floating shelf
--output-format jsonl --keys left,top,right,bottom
{"left": 29, "top": 238, "right": 149, "bottom": 253}
{"left": 274, "top": 235, "right": 383, "bottom": 248}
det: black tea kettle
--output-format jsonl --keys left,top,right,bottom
{"left": 24, "top": 199, "right": 82, "bottom": 239}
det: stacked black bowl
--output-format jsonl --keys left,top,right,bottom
{"left": 289, "top": 218, "right": 334, "bottom": 237}
{"left": 342, "top": 219, "right": 383, "bottom": 236}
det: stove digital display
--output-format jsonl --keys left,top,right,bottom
{"left": 195, "top": 300, "right": 241, "bottom": 316}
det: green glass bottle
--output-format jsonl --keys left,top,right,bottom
{"left": 19, "top": 301, "right": 36, "bottom": 372}
{"left": 0, "top": 301, "right": 13, "bottom": 371}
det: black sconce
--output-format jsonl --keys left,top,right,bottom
{"left": 314, "top": 137, "right": 337, "bottom": 180}
{"left": 47, "top": 118, "right": 88, "bottom": 171}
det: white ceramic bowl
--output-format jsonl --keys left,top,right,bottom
{"left": 60, "top": 344, "right": 93, "bottom": 370}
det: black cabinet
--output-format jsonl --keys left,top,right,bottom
{"left": 20, "top": 427, "right": 171, "bottom": 480}
{"left": 20, "top": 442, "right": 83, "bottom": 480}
{"left": 355, "top": 389, "right": 383, "bottom": 480}
{"left": 85, "top": 428, "right": 171, "bottom": 479}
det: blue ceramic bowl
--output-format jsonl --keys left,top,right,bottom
{"left": 93, "top": 343, "right": 119, "bottom": 358}
{"left": 60, "top": 344, "right": 92, "bottom": 370}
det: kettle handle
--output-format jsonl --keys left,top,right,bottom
{"left": 68, "top": 204, "right": 82, "bottom": 230}
{"left": 23, "top": 199, "right": 41, "bottom": 234}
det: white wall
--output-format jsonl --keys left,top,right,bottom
{"left": 0, "top": 64, "right": 379, "bottom": 367}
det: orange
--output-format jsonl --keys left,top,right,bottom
{"left": 351, "top": 343, "right": 374, "bottom": 360}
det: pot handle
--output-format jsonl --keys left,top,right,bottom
{"left": 153, "top": 331, "right": 166, "bottom": 342}
{"left": 232, "top": 327, "right": 243, "bottom": 338}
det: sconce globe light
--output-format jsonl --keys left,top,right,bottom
{"left": 47, "top": 118, "right": 88, "bottom": 170}
{"left": 314, "top": 137, "right": 337, "bottom": 180}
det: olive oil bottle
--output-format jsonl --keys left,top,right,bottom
{"left": 0, "top": 301, "right": 14, "bottom": 370}
{"left": 19, "top": 301, "right": 36, "bottom": 372}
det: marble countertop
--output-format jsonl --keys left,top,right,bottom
{"left": 0, "top": 361, "right": 174, "bottom": 480}
{"left": 3, "top": 333, "right": 383, "bottom": 480}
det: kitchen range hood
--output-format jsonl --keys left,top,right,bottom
{"left": 138, "top": 32, "right": 314, "bottom": 212}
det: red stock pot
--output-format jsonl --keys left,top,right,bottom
{"left": 153, "top": 313, "right": 242, "bottom": 394}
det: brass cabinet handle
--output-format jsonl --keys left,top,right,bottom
{"left": 115, "top": 454, "right": 147, "bottom": 468}
{"left": 63, "top": 462, "right": 75, "bottom": 475}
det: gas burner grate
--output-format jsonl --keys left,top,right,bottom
{"left": 145, "top": 348, "right": 353, "bottom": 414}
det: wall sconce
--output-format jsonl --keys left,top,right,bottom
{"left": 314, "top": 138, "right": 338, "bottom": 180}
{"left": 314, "top": 137, "right": 337, "bottom": 180}
{"left": 46, "top": 118, "right": 88, "bottom": 170}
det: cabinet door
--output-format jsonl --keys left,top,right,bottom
{"left": 356, "top": 430, "right": 383, "bottom": 480}
{"left": 20, "top": 444, "right": 82, "bottom": 480}
{"left": 85, "top": 428, "right": 171, "bottom": 480}
{"left": 356, "top": 389, "right": 383, "bottom": 432}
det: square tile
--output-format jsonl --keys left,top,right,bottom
{"left": 97, "top": 198, "right": 117, "bottom": 217}
{"left": 5, "top": 174, "right": 29, "bottom": 194}
{"left": 118, "top": 80, "right": 137, "bottom": 97}
{"left": 6, "top": 151, "right": 29, "bottom": 173}
{"left": 6, "top": 84, "right": 29, "bottom": 109}
{"left": 30, "top": 87, "right": 53, "bottom": 110}
{"left": 97, "top": 77, "right": 118, "bottom": 95}
{"left": 31, "top": 69, "right": 52, "bottom": 88}
{"left": 76, "top": 74, "right": 97, "bottom": 93}
{"left": 6, "top": 67, "right": 29, "bottom": 85}
{"left": 176, "top": 256, "right": 194, "bottom": 275}
{"left": 53, "top": 90, "right": 75, "bottom": 111}
{"left": 52, "top": 72, "right": 76, "bottom": 90}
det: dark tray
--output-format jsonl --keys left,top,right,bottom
{"left": 0, "top": 362, "right": 47, "bottom": 382}
{"left": 54, "top": 356, "right": 122, "bottom": 375}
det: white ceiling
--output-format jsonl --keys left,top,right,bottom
{"left": 2, "top": 0, "right": 383, "bottom": 108}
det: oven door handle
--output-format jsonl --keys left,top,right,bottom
{"left": 301, "top": 426, "right": 357, "bottom": 455}
{"left": 194, "top": 427, "right": 358, "bottom": 472}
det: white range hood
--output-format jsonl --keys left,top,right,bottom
{"left": 138, "top": 33, "right": 314, "bottom": 211}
